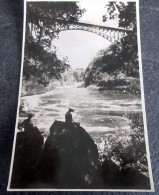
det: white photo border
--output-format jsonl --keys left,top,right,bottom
{"left": 7, "top": 0, "right": 154, "bottom": 192}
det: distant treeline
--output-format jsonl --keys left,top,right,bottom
{"left": 61, "top": 68, "right": 85, "bottom": 83}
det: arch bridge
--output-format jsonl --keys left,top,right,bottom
{"left": 55, "top": 21, "right": 132, "bottom": 43}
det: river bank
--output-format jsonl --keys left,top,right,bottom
{"left": 21, "top": 79, "right": 62, "bottom": 97}
{"left": 84, "top": 77, "right": 141, "bottom": 96}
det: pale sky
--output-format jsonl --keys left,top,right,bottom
{"left": 52, "top": 1, "right": 119, "bottom": 69}
{"left": 78, "top": 0, "right": 119, "bottom": 27}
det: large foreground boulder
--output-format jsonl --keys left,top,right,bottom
{"left": 37, "top": 121, "right": 100, "bottom": 189}
{"left": 10, "top": 128, "right": 44, "bottom": 188}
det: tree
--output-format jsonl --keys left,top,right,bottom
{"left": 24, "top": 2, "right": 84, "bottom": 86}
{"left": 103, "top": 2, "right": 138, "bottom": 75}
{"left": 84, "top": 2, "right": 139, "bottom": 93}
{"left": 26, "top": 2, "right": 84, "bottom": 47}
{"left": 103, "top": 2, "right": 136, "bottom": 30}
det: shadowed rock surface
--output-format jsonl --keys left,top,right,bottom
{"left": 10, "top": 127, "right": 44, "bottom": 188}
{"left": 10, "top": 120, "right": 150, "bottom": 190}
{"left": 101, "top": 158, "right": 151, "bottom": 189}
{"left": 36, "top": 121, "right": 100, "bottom": 189}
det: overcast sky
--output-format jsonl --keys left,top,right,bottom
{"left": 52, "top": 1, "right": 118, "bottom": 69}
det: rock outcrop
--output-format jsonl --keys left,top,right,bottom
{"left": 10, "top": 120, "right": 150, "bottom": 190}
{"left": 10, "top": 127, "right": 44, "bottom": 188}
{"left": 37, "top": 121, "right": 100, "bottom": 189}
{"left": 10, "top": 121, "right": 100, "bottom": 189}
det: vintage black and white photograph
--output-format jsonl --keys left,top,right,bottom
{"left": 8, "top": 0, "right": 154, "bottom": 191}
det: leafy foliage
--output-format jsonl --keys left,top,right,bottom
{"left": 26, "top": 2, "right": 84, "bottom": 46}
{"left": 24, "top": 35, "right": 69, "bottom": 82}
{"left": 84, "top": 2, "right": 139, "bottom": 95}
{"left": 98, "top": 113, "right": 148, "bottom": 174}
{"left": 60, "top": 68, "right": 84, "bottom": 83}
{"left": 103, "top": 2, "right": 136, "bottom": 30}
{"left": 24, "top": 2, "right": 84, "bottom": 92}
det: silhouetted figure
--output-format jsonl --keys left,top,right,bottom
{"left": 65, "top": 108, "right": 74, "bottom": 124}
{"left": 11, "top": 114, "right": 44, "bottom": 189}
{"left": 21, "top": 114, "right": 34, "bottom": 132}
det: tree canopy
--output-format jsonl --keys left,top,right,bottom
{"left": 103, "top": 2, "right": 136, "bottom": 30}
{"left": 24, "top": 2, "right": 84, "bottom": 86}
{"left": 103, "top": 1, "right": 138, "bottom": 75}
{"left": 84, "top": 2, "right": 139, "bottom": 94}
{"left": 26, "top": 2, "right": 84, "bottom": 47}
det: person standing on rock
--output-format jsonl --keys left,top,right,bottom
{"left": 65, "top": 108, "right": 74, "bottom": 124}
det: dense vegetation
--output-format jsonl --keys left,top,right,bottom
{"left": 61, "top": 68, "right": 85, "bottom": 83}
{"left": 23, "top": 2, "right": 84, "bottom": 94}
{"left": 84, "top": 2, "right": 140, "bottom": 95}
{"left": 96, "top": 113, "right": 148, "bottom": 175}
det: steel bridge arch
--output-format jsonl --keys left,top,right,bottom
{"left": 54, "top": 21, "right": 132, "bottom": 44}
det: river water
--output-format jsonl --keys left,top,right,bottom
{"left": 20, "top": 83, "right": 142, "bottom": 139}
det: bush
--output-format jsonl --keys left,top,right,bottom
{"left": 98, "top": 113, "right": 148, "bottom": 174}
